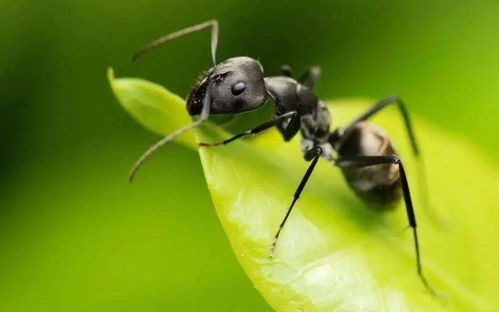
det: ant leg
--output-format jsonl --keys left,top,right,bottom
{"left": 199, "top": 111, "right": 297, "bottom": 147}
{"left": 335, "top": 155, "right": 438, "bottom": 296}
{"left": 128, "top": 90, "right": 212, "bottom": 182}
{"left": 339, "top": 95, "right": 443, "bottom": 225}
{"left": 342, "top": 95, "right": 418, "bottom": 156}
{"left": 270, "top": 146, "right": 322, "bottom": 257}
{"left": 277, "top": 112, "right": 301, "bottom": 142}
{"left": 132, "top": 20, "right": 219, "bottom": 65}
{"left": 298, "top": 66, "right": 321, "bottom": 89}
{"left": 280, "top": 64, "right": 293, "bottom": 77}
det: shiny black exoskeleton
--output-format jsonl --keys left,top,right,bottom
{"left": 129, "top": 20, "right": 437, "bottom": 295}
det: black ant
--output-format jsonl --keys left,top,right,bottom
{"left": 129, "top": 20, "right": 437, "bottom": 295}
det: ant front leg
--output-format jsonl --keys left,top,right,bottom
{"left": 335, "top": 155, "right": 439, "bottom": 296}
{"left": 199, "top": 111, "right": 296, "bottom": 147}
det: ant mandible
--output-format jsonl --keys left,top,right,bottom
{"left": 129, "top": 20, "right": 437, "bottom": 295}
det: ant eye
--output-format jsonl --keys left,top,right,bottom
{"left": 231, "top": 82, "right": 246, "bottom": 95}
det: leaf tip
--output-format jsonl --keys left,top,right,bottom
{"left": 107, "top": 67, "right": 115, "bottom": 85}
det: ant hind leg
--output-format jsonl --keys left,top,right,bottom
{"left": 335, "top": 155, "right": 440, "bottom": 297}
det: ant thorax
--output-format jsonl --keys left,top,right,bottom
{"left": 299, "top": 100, "right": 334, "bottom": 161}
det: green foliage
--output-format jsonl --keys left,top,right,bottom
{"left": 109, "top": 69, "right": 499, "bottom": 311}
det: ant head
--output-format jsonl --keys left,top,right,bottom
{"left": 187, "top": 57, "right": 268, "bottom": 115}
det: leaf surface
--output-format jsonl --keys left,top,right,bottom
{"left": 108, "top": 68, "right": 499, "bottom": 312}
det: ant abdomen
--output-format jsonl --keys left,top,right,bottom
{"left": 337, "top": 122, "right": 402, "bottom": 206}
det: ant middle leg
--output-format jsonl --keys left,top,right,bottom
{"left": 270, "top": 146, "right": 323, "bottom": 257}
{"left": 298, "top": 66, "right": 321, "bottom": 89}
{"left": 280, "top": 64, "right": 293, "bottom": 77}
{"left": 335, "top": 155, "right": 438, "bottom": 296}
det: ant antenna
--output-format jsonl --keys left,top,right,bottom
{"left": 132, "top": 20, "right": 219, "bottom": 65}
{"left": 128, "top": 89, "right": 212, "bottom": 182}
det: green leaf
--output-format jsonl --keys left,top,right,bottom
{"left": 107, "top": 68, "right": 195, "bottom": 148}
{"left": 108, "top": 68, "right": 499, "bottom": 311}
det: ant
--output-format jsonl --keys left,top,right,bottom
{"left": 129, "top": 20, "right": 437, "bottom": 295}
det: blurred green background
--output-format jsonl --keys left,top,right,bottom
{"left": 1, "top": 1, "right": 499, "bottom": 311}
